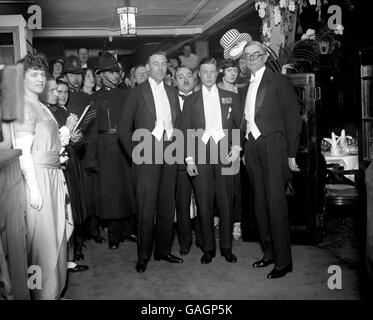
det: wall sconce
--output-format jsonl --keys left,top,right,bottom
{"left": 117, "top": 6, "right": 138, "bottom": 36}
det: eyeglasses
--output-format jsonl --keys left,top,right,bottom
{"left": 242, "top": 52, "right": 266, "bottom": 61}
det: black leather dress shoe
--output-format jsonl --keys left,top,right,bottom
{"left": 154, "top": 254, "right": 183, "bottom": 263}
{"left": 201, "top": 252, "right": 214, "bottom": 264}
{"left": 92, "top": 235, "right": 106, "bottom": 244}
{"left": 136, "top": 260, "right": 148, "bottom": 273}
{"left": 122, "top": 234, "right": 137, "bottom": 243}
{"left": 109, "top": 241, "right": 119, "bottom": 249}
{"left": 267, "top": 264, "right": 293, "bottom": 279}
{"left": 180, "top": 247, "right": 191, "bottom": 256}
{"left": 220, "top": 249, "right": 237, "bottom": 263}
{"left": 252, "top": 258, "right": 274, "bottom": 268}
{"left": 68, "top": 264, "right": 89, "bottom": 273}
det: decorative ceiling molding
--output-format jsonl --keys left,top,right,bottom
{"left": 33, "top": 26, "right": 203, "bottom": 38}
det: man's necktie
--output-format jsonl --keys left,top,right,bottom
{"left": 178, "top": 93, "right": 186, "bottom": 101}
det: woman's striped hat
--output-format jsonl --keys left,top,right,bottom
{"left": 220, "top": 29, "right": 252, "bottom": 60}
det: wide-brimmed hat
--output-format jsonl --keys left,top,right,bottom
{"left": 63, "top": 55, "right": 83, "bottom": 74}
{"left": 97, "top": 51, "right": 120, "bottom": 73}
{"left": 220, "top": 29, "right": 252, "bottom": 60}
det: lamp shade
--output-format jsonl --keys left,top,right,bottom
{"left": 117, "top": 6, "right": 138, "bottom": 36}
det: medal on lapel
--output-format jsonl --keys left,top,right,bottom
{"left": 221, "top": 97, "right": 232, "bottom": 104}
{"left": 227, "top": 107, "right": 232, "bottom": 120}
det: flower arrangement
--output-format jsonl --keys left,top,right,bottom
{"left": 254, "top": 0, "right": 329, "bottom": 45}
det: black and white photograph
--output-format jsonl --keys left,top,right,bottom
{"left": 0, "top": 0, "right": 372, "bottom": 308}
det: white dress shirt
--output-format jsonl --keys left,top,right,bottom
{"left": 244, "top": 66, "right": 266, "bottom": 140}
{"left": 201, "top": 84, "right": 225, "bottom": 144}
{"left": 148, "top": 77, "right": 173, "bottom": 141}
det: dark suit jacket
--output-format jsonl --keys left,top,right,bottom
{"left": 182, "top": 86, "right": 242, "bottom": 163}
{"left": 117, "top": 79, "right": 181, "bottom": 159}
{"left": 240, "top": 68, "right": 302, "bottom": 157}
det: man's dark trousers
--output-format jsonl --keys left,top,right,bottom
{"left": 135, "top": 137, "right": 177, "bottom": 261}
{"left": 193, "top": 141, "right": 235, "bottom": 254}
{"left": 244, "top": 132, "right": 292, "bottom": 268}
{"left": 176, "top": 168, "right": 193, "bottom": 251}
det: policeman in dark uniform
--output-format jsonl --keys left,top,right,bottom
{"left": 88, "top": 51, "right": 137, "bottom": 249}
{"left": 63, "top": 55, "right": 106, "bottom": 245}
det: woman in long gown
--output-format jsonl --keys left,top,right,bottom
{"left": 13, "top": 54, "right": 73, "bottom": 299}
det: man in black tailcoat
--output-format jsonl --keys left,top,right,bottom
{"left": 174, "top": 66, "right": 201, "bottom": 255}
{"left": 182, "top": 57, "right": 242, "bottom": 265}
{"left": 241, "top": 41, "right": 302, "bottom": 279}
{"left": 117, "top": 51, "right": 183, "bottom": 273}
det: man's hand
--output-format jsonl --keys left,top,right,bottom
{"left": 70, "top": 129, "right": 83, "bottom": 144}
{"left": 187, "top": 163, "right": 198, "bottom": 177}
{"left": 30, "top": 188, "right": 43, "bottom": 211}
{"left": 288, "top": 157, "right": 300, "bottom": 172}
{"left": 66, "top": 113, "right": 79, "bottom": 132}
{"left": 226, "top": 146, "right": 241, "bottom": 163}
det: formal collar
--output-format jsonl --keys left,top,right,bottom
{"left": 250, "top": 66, "right": 266, "bottom": 83}
{"left": 178, "top": 90, "right": 193, "bottom": 96}
{"left": 148, "top": 77, "right": 164, "bottom": 90}
{"left": 202, "top": 84, "right": 218, "bottom": 97}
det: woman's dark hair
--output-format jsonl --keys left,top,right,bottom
{"left": 39, "top": 74, "right": 56, "bottom": 104}
{"left": 217, "top": 59, "right": 238, "bottom": 84}
{"left": 56, "top": 77, "right": 68, "bottom": 87}
{"left": 134, "top": 64, "right": 146, "bottom": 73}
{"left": 81, "top": 67, "right": 95, "bottom": 88}
{"left": 18, "top": 53, "right": 48, "bottom": 74}
{"left": 168, "top": 55, "right": 181, "bottom": 67}
{"left": 82, "top": 67, "right": 95, "bottom": 80}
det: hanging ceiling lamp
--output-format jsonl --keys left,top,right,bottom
{"left": 117, "top": 0, "right": 138, "bottom": 36}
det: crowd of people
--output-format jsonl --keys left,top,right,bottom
{"left": 12, "top": 29, "right": 302, "bottom": 299}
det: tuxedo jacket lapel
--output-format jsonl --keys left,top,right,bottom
{"left": 255, "top": 68, "right": 272, "bottom": 115}
{"left": 195, "top": 90, "right": 205, "bottom": 128}
{"left": 142, "top": 81, "right": 156, "bottom": 120}
{"left": 218, "top": 89, "right": 229, "bottom": 128}
{"left": 165, "top": 85, "right": 177, "bottom": 126}
{"left": 240, "top": 85, "right": 249, "bottom": 130}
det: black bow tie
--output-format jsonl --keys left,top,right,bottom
{"left": 178, "top": 93, "right": 187, "bottom": 101}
